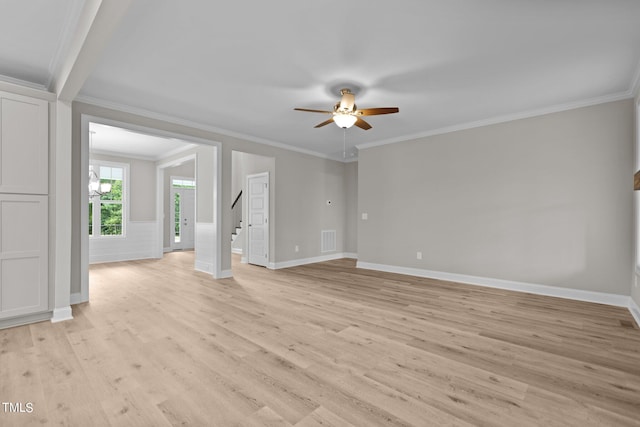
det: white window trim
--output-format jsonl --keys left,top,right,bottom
{"left": 89, "top": 159, "right": 130, "bottom": 239}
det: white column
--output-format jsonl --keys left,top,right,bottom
{"left": 51, "top": 100, "right": 73, "bottom": 322}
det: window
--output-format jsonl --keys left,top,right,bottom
{"left": 174, "top": 192, "right": 181, "bottom": 243}
{"left": 89, "top": 162, "right": 127, "bottom": 237}
{"left": 172, "top": 178, "right": 196, "bottom": 189}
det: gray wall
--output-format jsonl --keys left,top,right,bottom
{"left": 275, "top": 151, "right": 349, "bottom": 262}
{"left": 90, "top": 153, "right": 156, "bottom": 221}
{"left": 358, "top": 99, "right": 634, "bottom": 295}
{"left": 344, "top": 161, "right": 358, "bottom": 254}
{"left": 71, "top": 101, "right": 354, "bottom": 292}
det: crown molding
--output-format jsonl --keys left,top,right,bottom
{"left": 74, "top": 95, "right": 342, "bottom": 162}
{"left": 46, "top": 0, "right": 86, "bottom": 91}
{"left": 76, "top": 74, "right": 640, "bottom": 163}
{"left": 0, "top": 74, "right": 50, "bottom": 93}
{"left": 356, "top": 90, "right": 634, "bottom": 152}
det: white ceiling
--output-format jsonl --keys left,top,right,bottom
{"left": 89, "top": 122, "right": 196, "bottom": 161}
{"left": 2, "top": 1, "right": 640, "bottom": 161}
{"left": 0, "top": 0, "right": 81, "bottom": 87}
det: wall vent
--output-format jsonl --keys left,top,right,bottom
{"left": 321, "top": 230, "right": 336, "bottom": 253}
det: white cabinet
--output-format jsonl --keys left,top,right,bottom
{"left": 0, "top": 90, "right": 49, "bottom": 322}
{"left": 0, "top": 91, "right": 48, "bottom": 195}
{"left": 0, "top": 195, "right": 48, "bottom": 319}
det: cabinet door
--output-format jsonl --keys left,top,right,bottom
{"left": 0, "top": 195, "right": 48, "bottom": 318}
{"left": 0, "top": 92, "right": 48, "bottom": 194}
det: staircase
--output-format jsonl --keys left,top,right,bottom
{"left": 231, "top": 191, "right": 243, "bottom": 254}
{"left": 231, "top": 221, "right": 243, "bottom": 242}
{"left": 231, "top": 220, "right": 243, "bottom": 254}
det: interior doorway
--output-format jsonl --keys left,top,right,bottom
{"left": 230, "top": 151, "right": 275, "bottom": 269}
{"left": 171, "top": 178, "right": 196, "bottom": 250}
{"left": 79, "top": 115, "right": 223, "bottom": 303}
{"left": 247, "top": 172, "right": 269, "bottom": 267}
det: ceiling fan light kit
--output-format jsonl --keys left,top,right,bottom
{"left": 295, "top": 88, "right": 399, "bottom": 130}
{"left": 333, "top": 113, "right": 358, "bottom": 128}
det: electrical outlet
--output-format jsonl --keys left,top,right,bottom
{"left": 362, "top": 213, "right": 368, "bottom": 220}
{"left": 416, "top": 251, "right": 422, "bottom": 260}
{"left": 295, "top": 245, "right": 299, "bottom": 253}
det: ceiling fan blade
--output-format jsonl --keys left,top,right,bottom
{"left": 314, "top": 117, "right": 335, "bottom": 128}
{"left": 355, "top": 107, "right": 399, "bottom": 116}
{"left": 294, "top": 108, "right": 333, "bottom": 114}
{"left": 354, "top": 117, "right": 372, "bottom": 130}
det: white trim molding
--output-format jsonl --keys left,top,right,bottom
{"left": 219, "top": 269, "right": 233, "bottom": 279}
{"left": 75, "top": 95, "right": 335, "bottom": 161}
{"left": 356, "top": 261, "right": 631, "bottom": 308}
{"left": 269, "top": 252, "right": 355, "bottom": 270}
{"left": 0, "top": 311, "right": 52, "bottom": 330}
{"left": 195, "top": 222, "right": 216, "bottom": 276}
{"left": 51, "top": 306, "right": 73, "bottom": 323}
{"left": 195, "top": 260, "right": 214, "bottom": 274}
{"left": 630, "top": 298, "right": 640, "bottom": 327}
{"left": 356, "top": 92, "right": 634, "bottom": 153}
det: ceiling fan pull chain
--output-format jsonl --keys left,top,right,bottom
{"left": 343, "top": 128, "right": 346, "bottom": 159}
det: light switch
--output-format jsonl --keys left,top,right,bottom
{"left": 361, "top": 213, "right": 368, "bottom": 220}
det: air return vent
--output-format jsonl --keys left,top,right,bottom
{"left": 321, "top": 230, "right": 336, "bottom": 253}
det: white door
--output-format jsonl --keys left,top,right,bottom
{"left": 247, "top": 172, "right": 269, "bottom": 266}
{"left": 172, "top": 187, "right": 195, "bottom": 250}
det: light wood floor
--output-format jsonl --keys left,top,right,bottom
{"left": 1, "top": 252, "right": 640, "bottom": 426}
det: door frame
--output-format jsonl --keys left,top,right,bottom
{"left": 80, "top": 114, "right": 224, "bottom": 304}
{"left": 170, "top": 175, "right": 196, "bottom": 250}
{"left": 246, "top": 172, "right": 269, "bottom": 267}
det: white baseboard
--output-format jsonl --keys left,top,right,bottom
{"left": 343, "top": 252, "right": 358, "bottom": 259}
{"left": 195, "top": 260, "right": 214, "bottom": 274}
{"left": 0, "top": 311, "right": 52, "bottom": 330}
{"left": 51, "top": 306, "right": 73, "bottom": 323}
{"left": 218, "top": 269, "right": 233, "bottom": 279}
{"left": 163, "top": 247, "right": 172, "bottom": 253}
{"left": 231, "top": 248, "right": 243, "bottom": 255}
{"left": 270, "top": 252, "right": 355, "bottom": 270}
{"left": 630, "top": 298, "right": 640, "bottom": 327}
{"left": 356, "top": 261, "right": 631, "bottom": 308}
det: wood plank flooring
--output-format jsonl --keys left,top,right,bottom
{"left": 1, "top": 251, "right": 640, "bottom": 426}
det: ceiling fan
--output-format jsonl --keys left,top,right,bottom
{"left": 294, "top": 88, "right": 399, "bottom": 130}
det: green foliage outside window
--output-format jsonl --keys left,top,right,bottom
{"left": 174, "top": 193, "right": 181, "bottom": 240}
{"left": 89, "top": 165, "right": 125, "bottom": 237}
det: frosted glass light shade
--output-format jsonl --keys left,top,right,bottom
{"left": 333, "top": 114, "right": 357, "bottom": 129}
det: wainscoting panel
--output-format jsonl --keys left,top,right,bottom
{"left": 89, "top": 221, "right": 158, "bottom": 264}
{"left": 195, "top": 222, "right": 215, "bottom": 274}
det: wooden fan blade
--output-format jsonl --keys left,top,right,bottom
{"left": 294, "top": 108, "right": 333, "bottom": 114}
{"left": 355, "top": 107, "right": 399, "bottom": 116}
{"left": 314, "top": 117, "right": 335, "bottom": 128}
{"left": 354, "top": 117, "right": 372, "bottom": 130}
